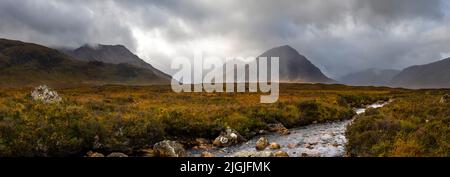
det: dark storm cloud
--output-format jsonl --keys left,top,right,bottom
{"left": 0, "top": 0, "right": 448, "bottom": 77}
{"left": 0, "top": 0, "right": 136, "bottom": 49}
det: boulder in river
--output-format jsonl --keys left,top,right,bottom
{"left": 106, "top": 152, "right": 128, "bottom": 157}
{"left": 232, "top": 151, "right": 275, "bottom": 157}
{"left": 267, "top": 123, "right": 290, "bottom": 135}
{"left": 213, "top": 128, "right": 246, "bottom": 147}
{"left": 275, "top": 151, "right": 289, "bottom": 157}
{"left": 269, "top": 142, "right": 281, "bottom": 149}
{"left": 255, "top": 137, "right": 269, "bottom": 150}
{"left": 153, "top": 140, "right": 188, "bottom": 157}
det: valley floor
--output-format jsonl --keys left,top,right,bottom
{"left": 0, "top": 84, "right": 448, "bottom": 157}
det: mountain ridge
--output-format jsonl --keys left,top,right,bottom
{"left": 391, "top": 57, "right": 450, "bottom": 88}
{"left": 63, "top": 44, "right": 172, "bottom": 81}
{"left": 0, "top": 38, "right": 170, "bottom": 87}
{"left": 257, "top": 45, "right": 335, "bottom": 83}
{"left": 339, "top": 68, "right": 400, "bottom": 86}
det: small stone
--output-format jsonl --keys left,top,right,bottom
{"left": 106, "top": 152, "right": 128, "bottom": 157}
{"left": 232, "top": 151, "right": 275, "bottom": 157}
{"left": 287, "top": 143, "right": 296, "bottom": 149}
{"left": 86, "top": 151, "right": 104, "bottom": 157}
{"left": 140, "top": 149, "right": 155, "bottom": 157}
{"left": 267, "top": 123, "right": 290, "bottom": 135}
{"left": 195, "top": 138, "right": 210, "bottom": 145}
{"left": 255, "top": 137, "right": 269, "bottom": 151}
{"left": 300, "top": 153, "right": 308, "bottom": 157}
{"left": 275, "top": 151, "right": 289, "bottom": 157}
{"left": 201, "top": 152, "right": 215, "bottom": 157}
{"left": 269, "top": 142, "right": 281, "bottom": 149}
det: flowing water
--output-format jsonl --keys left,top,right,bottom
{"left": 189, "top": 101, "right": 389, "bottom": 157}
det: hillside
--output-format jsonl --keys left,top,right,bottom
{"left": 339, "top": 68, "right": 400, "bottom": 86}
{"left": 63, "top": 44, "right": 171, "bottom": 81}
{"left": 391, "top": 58, "right": 450, "bottom": 88}
{"left": 0, "top": 38, "right": 170, "bottom": 87}
{"left": 258, "top": 45, "right": 335, "bottom": 83}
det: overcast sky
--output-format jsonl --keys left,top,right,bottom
{"left": 0, "top": 0, "right": 449, "bottom": 78}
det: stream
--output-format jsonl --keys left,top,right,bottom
{"left": 189, "top": 101, "right": 390, "bottom": 157}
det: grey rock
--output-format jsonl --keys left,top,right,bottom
{"left": 30, "top": 85, "right": 62, "bottom": 103}
{"left": 106, "top": 152, "right": 128, "bottom": 157}
{"left": 153, "top": 140, "right": 188, "bottom": 157}
{"left": 232, "top": 151, "right": 275, "bottom": 157}
{"left": 213, "top": 128, "right": 246, "bottom": 147}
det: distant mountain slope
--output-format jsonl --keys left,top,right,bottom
{"left": 339, "top": 68, "right": 400, "bottom": 86}
{"left": 63, "top": 44, "right": 171, "bottom": 81}
{"left": 0, "top": 38, "right": 170, "bottom": 87}
{"left": 391, "top": 57, "right": 450, "bottom": 88}
{"left": 257, "top": 45, "right": 335, "bottom": 83}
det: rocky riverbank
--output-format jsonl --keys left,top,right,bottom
{"left": 186, "top": 101, "right": 390, "bottom": 157}
{"left": 85, "top": 101, "right": 390, "bottom": 157}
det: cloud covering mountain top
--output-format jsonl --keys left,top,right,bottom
{"left": 0, "top": 0, "right": 449, "bottom": 77}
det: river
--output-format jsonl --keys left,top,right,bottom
{"left": 189, "top": 101, "right": 389, "bottom": 157}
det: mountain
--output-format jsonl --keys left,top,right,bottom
{"left": 0, "top": 38, "right": 170, "bottom": 87}
{"left": 339, "top": 68, "right": 400, "bottom": 86}
{"left": 256, "top": 45, "right": 334, "bottom": 83}
{"left": 391, "top": 57, "right": 450, "bottom": 88}
{"left": 63, "top": 44, "right": 171, "bottom": 81}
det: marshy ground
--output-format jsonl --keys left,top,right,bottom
{"left": 0, "top": 84, "right": 448, "bottom": 157}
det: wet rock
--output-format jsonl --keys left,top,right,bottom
{"left": 192, "top": 144, "right": 213, "bottom": 151}
{"left": 440, "top": 94, "right": 449, "bottom": 104}
{"left": 192, "top": 138, "right": 213, "bottom": 151}
{"left": 195, "top": 138, "right": 210, "bottom": 145}
{"left": 305, "top": 144, "right": 315, "bottom": 149}
{"left": 86, "top": 151, "right": 104, "bottom": 157}
{"left": 232, "top": 151, "right": 275, "bottom": 157}
{"left": 106, "top": 152, "right": 128, "bottom": 157}
{"left": 287, "top": 143, "right": 296, "bottom": 149}
{"left": 153, "top": 140, "right": 188, "bottom": 157}
{"left": 139, "top": 149, "right": 155, "bottom": 157}
{"left": 269, "top": 142, "right": 281, "bottom": 150}
{"left": 275, "top": 151, "right": 289, "bottom": 157}
{"left": 30, "top": 85, "right": 62, "bottom": 103}
{"left": 201, "top": 152, "right": 215, "bottom": 157}
{"left": 213, "top": 128, "right": 246, "bottom": 147}
{"left": 255, "top": 137, "right": 269, "bottom": 151}
{"left": 267, "top": 123, "right": 290, "bottom": 135}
